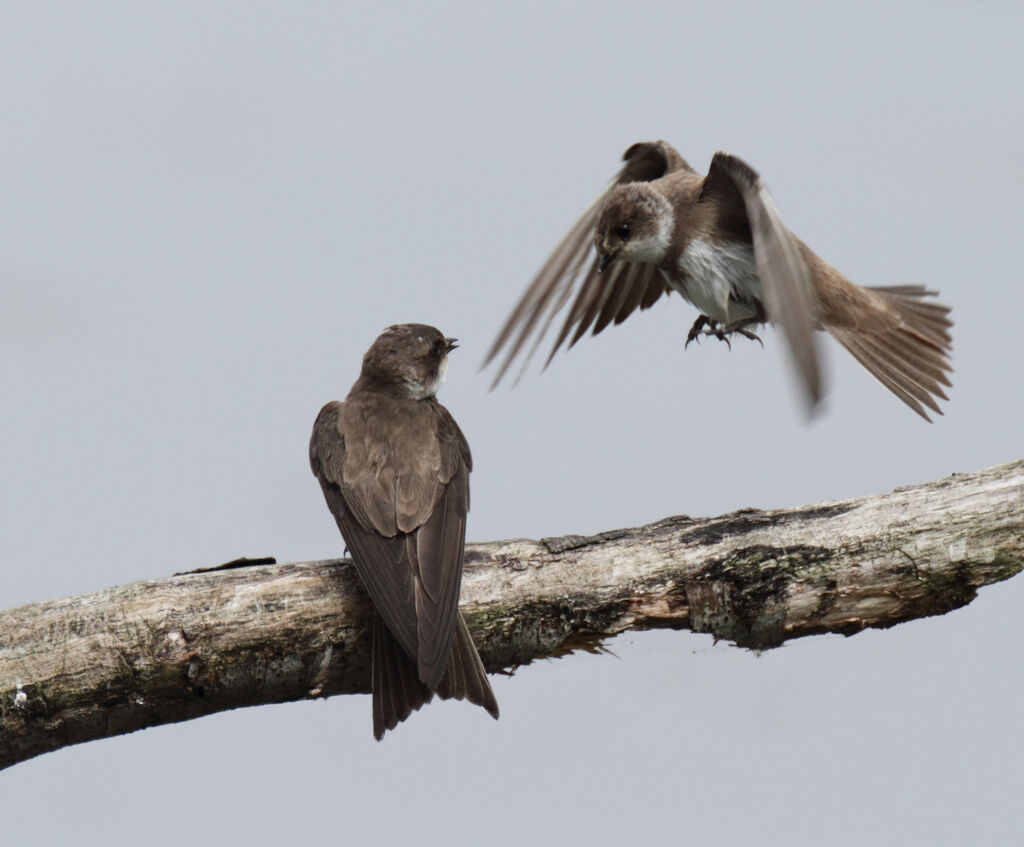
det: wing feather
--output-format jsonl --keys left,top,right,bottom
{"left": 310, "top": 397, "right": 476, "bottom": 688}
{"left": 484, "top": 141, "right": 687, "bottom": 386}
{"left": 703, "top": 153, "right": 822, "bottom": 408}
{"left": 412, "top": 462, "right": 468, "bottom": 688}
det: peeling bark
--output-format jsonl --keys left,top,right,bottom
{"left": 1, "top": 459, "right": 1021, "bottom": 770}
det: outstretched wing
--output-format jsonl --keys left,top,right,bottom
{"left": 309, "top": 400, "right": 471, "bottom": 688}
{"left": 483, "top": 140, "right": 692, "bottom": 387}
{"left": 701, "top": 152, "right": 823, "bottom": 409}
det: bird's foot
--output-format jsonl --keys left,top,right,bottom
{"left": 685, "top": 316, "right": 764, "bottom": 350}
{"left": 724, "top": 323, "right": 764, "bottom": 348}
{"left": 685, "top": 315, "right": 710, "bottom": 348}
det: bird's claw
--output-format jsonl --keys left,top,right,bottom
{"left": 685, "top": 315, "right": 709, "bottom": 349}
{"left": 733, "top": 326, "right": 764, "bottom": 348}
{"left": 684, "top": 316, "right": 763, "bottom": 350}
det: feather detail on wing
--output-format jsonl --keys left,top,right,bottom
{"left": 483, "top": 141, "right": 691, "bottom": 386}
{"left": 320, "top": 481, "right": 420, "bottom": 658}
{"left": 412, "top": 466, "right": 468, "bottom": 687}
{"left": 702, "top": 153, "right": 823, "bottom": 409}
{"left": 309, "top": 398, "right": 472, "bottom": 686}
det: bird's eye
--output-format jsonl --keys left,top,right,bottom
{"left": 430, "top": 339, "right": 443, "bottom": 357}
{"left": 615, "top": 223, "right": 631, "bottom": 239}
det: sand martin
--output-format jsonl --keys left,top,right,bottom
{"left": 310, "top": 324, "right": 499, "bottom": 739}
{"left": 485, "top": 140, "right": 952, "bottom": 420}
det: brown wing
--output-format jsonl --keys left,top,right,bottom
{"left": 701, "top": 153, "right": 823, "bottom": 409}
{"left": 319, "top": 481, "right": 420, "bottom": 656}
{"left": 483, "top": 140, "right": 692, "bottom": 387}
{"left": 309, "top": 399, "right": 471, "bottom": 688}
{"left": 409, "top": 457, "right": 468, "bottom": 685}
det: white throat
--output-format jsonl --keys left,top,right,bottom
{"left": 624, "top": 212, "right": 673, "bottom": 264}
{"left": 405, "top": 355, "right": 448, "bottom": 400}
{"left": 619, "top": 191, "right": 673, "bottom": 265}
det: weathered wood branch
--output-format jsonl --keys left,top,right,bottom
{"left": 1, "top": 459, "right": 1021, "bottom": 770}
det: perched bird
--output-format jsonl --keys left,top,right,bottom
{"left": 484, "top": 140, "right": 953, "bottom": 420}
{"left": 310, "top": 324, "right": 499, "bottom": 739}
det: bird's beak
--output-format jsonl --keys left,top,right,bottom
{"left": 597, "top": 252, "right": 616, "bottom": 274}
{"left": 446, "top": 338, "right": 459, "bottom": 353}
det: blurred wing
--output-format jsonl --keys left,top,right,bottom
{"left": 702, "top": 153, "right": 823, "bottom": 410}
{"left": 483, "top": 141, "right": 691, "bottom": 387}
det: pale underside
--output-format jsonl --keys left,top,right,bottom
{"left": 673, "top": 239, "right": 762, "bottom": 325}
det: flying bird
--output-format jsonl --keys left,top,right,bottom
{"left": 484, "top": 140, "right": 953, "bottom": 420}
{"left": 310, "top": 324, "right": 499, "bottom": 739}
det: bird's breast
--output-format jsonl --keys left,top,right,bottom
{"left": 671, "top": 239, "right": 763, "bottom": 324}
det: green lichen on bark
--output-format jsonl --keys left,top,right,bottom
{"left": 687, "top": 544, "right": 837, "bottom": 648}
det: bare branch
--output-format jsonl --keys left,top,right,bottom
{"left": 1, "top": 459, "right": 1021, "bottom": 770}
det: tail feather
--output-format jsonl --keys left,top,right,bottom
{"left": 372, "top": 611, "right": 432, "bottom": 741}
{"left": 836, "top": 331, "right": 942, "bottom": 419}
{"left": 371, "top": 610, "right": 499, "bottom": 740}
{"left": 434, "top": 614, "right": 500, "bottom": 721}
{"left": 868, "top": 285, "right": 953, "bottom": 347}
{"left": 826, "top": 286, "right": 953, "bottom": 421}
{"left": 870, "top": 328, "right": 951, "bottom": 393}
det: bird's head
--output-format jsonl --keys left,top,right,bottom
{"left": 593, "top": 183, "right": 673, "bottom": 273}
{"left": 361, "top": 324, "right": 457, "bottom": 399}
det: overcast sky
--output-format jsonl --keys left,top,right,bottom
{"left": 2, "top": 2, "right": 1022, "bottom": 844}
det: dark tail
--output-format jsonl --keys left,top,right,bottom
{"left": 371, "top": 611, "right": 499, "bottom": 740}
{"left": 371, "top": 611, "right": 432, "bottom": 741}
{"left": 826, "top": 285, "right": 953, "bottom": 421}
{"left": 434, "top": 614, "right": 500, "bottom": 720}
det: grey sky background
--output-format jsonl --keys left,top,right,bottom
{"left": 2, "top": 2, "right": 1022, "bottom": 843}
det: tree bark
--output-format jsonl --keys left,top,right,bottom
{"left": 1, "top": 459, "right": 1021, "bottom": 770}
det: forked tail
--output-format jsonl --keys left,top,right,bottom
{"left": 372, "top": 611, "right": 499, "bottom": 740}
